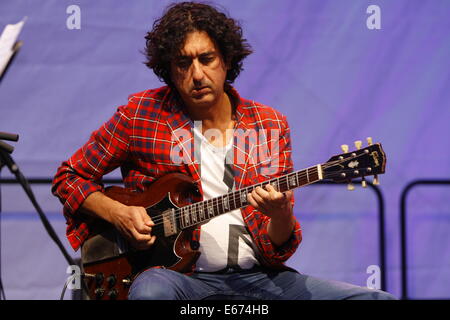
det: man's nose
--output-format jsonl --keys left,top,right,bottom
{"left": 192, "top": 60, "right": 205, "bottom": 83}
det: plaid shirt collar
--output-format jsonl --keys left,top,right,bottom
{"left": 160, "top": 84, "right": 253, "bottom": 185}
{"left": 161, "top": 84, "right": 251, "bottom": 129}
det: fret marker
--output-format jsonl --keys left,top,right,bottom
{"left": 191, "top": 207, "right": 197, "bottom": 223}
{"left": 240, "top": 192, "right": 247, "bottom": 204}
{"left": 223, "top": 196, "right": 229, "bottom": 210}
{"left": 184, "top": 208, "right": 189, "bottom": 226}
{"left": 290, "top": 176, "right": 296, "bottom": 187}
{"left": 199, "top": 205, "right": 205, "bottom": 220}
{"left": 207, "top": 204, "right": 213, "bottom": 217}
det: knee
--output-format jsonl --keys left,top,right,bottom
{"left": 369, "top": 290, "right": 397, "bottom": 300}
{"left": 128, "top": 268, "right": 177, "bottom": 300}
{"left": 350, "top": 288, "right": 397, "bottom": 300}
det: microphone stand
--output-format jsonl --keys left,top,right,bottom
{"left": 1, "top": 141, "right": 78, "bottom": 262}
{"left": 0, "top": 33, "right": 23, "bottom": 300}
{"left": 0, "top": 138, "right": 89, "bottom": 299}
{"left": 0, "top": 30, "right": 89, "bottom": 299}
{"left": 0, "top": 139, "right": 16, "bottom": 299}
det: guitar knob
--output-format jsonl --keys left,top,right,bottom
{"left": 106, "top": 274, "right": 116, "bottom": 287}
{"left": 190, "top": 240, "right": 200, "bottom": 250}
{"left": 366, "top": 137, "right": 373, "bottom": 146}
{"left": 94, "top": 288, "right": 105, "bottom": 299}
{"left": 354, "top": 140, "right": 362, "bottom": 150}
{"left": 347, "top": 183, "right": 355, "bottom": 191}
{"left": 341, "top": 144, "right": 349, "bottom": 153}
{"left": 107, "top": 289, "right": 118, "bottom": 300}
{"left": 95, "top": 273, "right": 104, "bottom": 286}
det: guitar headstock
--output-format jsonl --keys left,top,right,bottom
{"left": 322, "top": 138, "right": 386, "bottom": 189}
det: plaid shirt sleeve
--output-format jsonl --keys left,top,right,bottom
{"left": 241, "top": 110, "right": 302, "bottom": 267}
{"left": 258, "top": 114, "right": 302, "bottom": 264}
{"left": 52, "top": 105, "right": 132, "bottom": 250}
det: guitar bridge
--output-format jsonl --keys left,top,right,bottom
{"left": 162, "top": 209, "right": 178, "bottom": 237}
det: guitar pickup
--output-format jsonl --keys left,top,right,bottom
{"left": 162, "top": 209, "right": 177, "bottom": 237}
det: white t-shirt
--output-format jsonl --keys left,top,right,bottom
{"left": 193, "top": 127, "right": 259, "bottom": 272}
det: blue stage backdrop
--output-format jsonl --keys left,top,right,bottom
{"left": 0, "top": 0, "right": 449, "bottom": 299}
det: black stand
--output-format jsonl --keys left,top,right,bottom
{"left": 0, "top": 40, "right": 89, "bottom": 299}
{"left": 0, "top": 144, "right": 78, "bottom": 265}
{"left": 0, "top": 139, "right": 92, "bottom": 299}
{"left": 0, "top": 39, "right": 23, "bottom": 300}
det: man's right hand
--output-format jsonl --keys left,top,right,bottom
{"left": 82, "top": 191, "right": 156, "bottom": 250}
{"left": 108, "top": 203, "right": 156, "bottom": 250}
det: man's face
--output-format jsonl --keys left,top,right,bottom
{"left": 170, "top": 30, "right": 228, "bottom": 110}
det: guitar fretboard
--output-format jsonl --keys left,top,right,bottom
{"left": 178, "top": 165, "right": 323, "bottom": 229}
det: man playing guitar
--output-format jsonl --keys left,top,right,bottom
{"left": 52, "top": 2, "right": 395, "bottom": 300}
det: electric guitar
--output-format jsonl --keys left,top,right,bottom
{"left": 81, "top": 138, "right": 386, "bottom": 300}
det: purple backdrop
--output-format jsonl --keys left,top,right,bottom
{"left": 0, "top": 0, "right": 449, "bottom": 299}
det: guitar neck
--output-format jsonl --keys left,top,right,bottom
{"left": 178, "top": 164, "right": 323, "bottom": 229}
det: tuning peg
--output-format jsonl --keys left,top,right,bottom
{"left": 354, "top": 140, "right": 362, "bottom": 150}
{"left": 347, "top": 182, "right": 355, "bottom": 191}
{"left": 361, "top": 177, "right": 367, "bottom": 188}
{"left": 366, "top": 137, "right": 373, "bottom": 146}
{"left": 341, "top": 144, "right": 349, "bottom": 153}
{"left": 373, "top": 174, "right": 380, "bottom": 185}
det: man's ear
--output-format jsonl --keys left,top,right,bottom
{"left": 225, "top": 59, "right": 232, "bottom": 70}
{"left": 220, "top": 54, "right": 231, "bottom": 70}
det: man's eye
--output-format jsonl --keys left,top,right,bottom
{"left": 177, "top": 60, "right": 191, "bottom": 69}
{"left": 201, "top": 56, "right": 214, "bottom": 64}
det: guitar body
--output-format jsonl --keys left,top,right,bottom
{"left": 82, "top": 173, "right": 202, "bottom": 300}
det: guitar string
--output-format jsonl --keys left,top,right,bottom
{"left": 148, "top": 148, "right": 380, "bottom": 229}
{"left": 148, "top": 159, "right": 354, "bottom": 228}
{"left": 148, "top": 167, "right": 318, "bottom": 228}
{"left": 148, "top": 160, "right": 352, "bottom": 228}
{"left": 150, "top": 163, "right": 377, "bottom": 231}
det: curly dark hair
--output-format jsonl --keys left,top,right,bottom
{"left": 144, "top": 1, "right": 253, "bottom": 87}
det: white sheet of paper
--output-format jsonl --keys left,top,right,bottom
{"left": 0, "top": 18, "right": 26, "bottom": 76}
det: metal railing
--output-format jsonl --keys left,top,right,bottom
{"left": 314, "top": 181, "right": 386, "bottom": 291}
{"left": 400, "top": 179, "right": 450, "bottom": 300}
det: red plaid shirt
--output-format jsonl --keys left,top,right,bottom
{"left": 52, "top": 85, "right": 302, "bottom": 268}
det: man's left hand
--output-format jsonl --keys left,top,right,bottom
{"left": 247, "top": 184, "right": 295, "bottom": 246}
{"left": 247, "top": 184, "right": 293, "bottom": 221}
